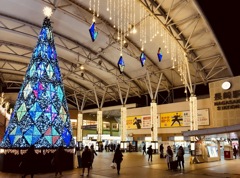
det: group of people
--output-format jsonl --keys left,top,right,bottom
{"left": 142, "top": 143, "right": 185, "bottom": 170}
{"left": 80, "top": 144, "right": 123, "bottom": 176}
{"left": 20, "top": 145, "right": 66, "bottom": 178}
{"left": 21, "top": 142, "right": 187, "bottom": 177}
{"left": 80, "top": 145, "right": 98, "bottom": 176}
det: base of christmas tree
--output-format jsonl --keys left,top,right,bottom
{"left": 0, "top": 148, "right": 74, "bottom": 173}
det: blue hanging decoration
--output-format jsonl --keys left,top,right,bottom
{"left": 89, "top": 22, "right": 98, "bottom": 42}
{"left": 118, "top": 56, "right": 125, "bottom": 73}
{"left": 140, "top": 52, "right": 146, "bottom": 67}
{"left": 157, "top": 47, "right": 163, "bottom": 62}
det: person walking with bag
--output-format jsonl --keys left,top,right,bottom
{"left": 147, "top": 145, "right": 153, "bottom": 162}
{"left": 176, "top": 146, "right": 185, "bottom": 169}
{"left": 81, "top": 146, "right": 92, "bottom": 176}
{"left": 165, "top": 146, "right": 173, "bottom": 170}
{"left": 112, "top": 144, "right": 123, "bottom": 175}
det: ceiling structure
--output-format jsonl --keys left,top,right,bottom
{"left": 0, "top": 0, "right": 233, "bottom": 118}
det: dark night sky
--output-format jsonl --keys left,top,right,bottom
{"left": 196, "top": 0, "right": 240, "bottom": 76}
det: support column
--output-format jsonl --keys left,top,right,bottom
{"left": 76, "top": 111, "right": 83, "bottom": 142}
{"left": 97, "top": 110, "right": 103, "bottom": 142}
{"left": 150, "top": 102, "right": 158, "bottom": 153}
{"left": 189, "top": 95, "right": 198, "bottom": 131}
{"left": 150, "top": 102, "right": 158, "bottom": 141}
{"left": 189, "top": 95, "right": 198, "bottom": 163}
{"left": 121, "top": 106, "right": 127, "bottom": 141}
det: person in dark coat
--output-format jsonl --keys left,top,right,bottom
{"left": 142, "top": 144, "right": 146, "bottom": 155}
{"left": 147, "top": 145, "right": 153, "bottom": 162}
{"left": 112, "top": 144, "right": 123, "bottom": 175}
{"left": 53, "top": 146, "right": 65, "bottom": 177}
{"left": 233, "top": 145, "right": 238, "bottom": 159}
{"left": 176, "top": 146, "right": 185, "bottom": 169}
{"left": 160, "top": 144, "right": 164, "bottom": 157}
{"left": 21, "top": 145, "right": 37, "bottom": 178}
{"left": 90, "top": 145, "right": 97, "bottom": 169}
{"left": 81, "top": 146, "right": 92, "bottom": 176}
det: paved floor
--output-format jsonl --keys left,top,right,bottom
{"left": 0, "top": 151, "right": 239, "bottom": 178}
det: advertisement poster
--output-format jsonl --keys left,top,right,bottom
{"left": 141, "top": 115, "right": 151, "bottom": 128}
{"left": 160, "top": 109, "right": 210, "bottom": 128}
{"left": 160, "top": 112, "right": 183, "bottom": 127}
{"left": 126, "top": 116, "right": 142, "bottom": 129}
{"left": 182, "top": 109, "right": 209, "bottom": 126}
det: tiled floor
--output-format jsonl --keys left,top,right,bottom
{"left": 0, "top": 151, "right": 239, "bottom": 178}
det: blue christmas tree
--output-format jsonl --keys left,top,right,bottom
{"left": 0, "top": 15, "right": 75, "bottom": 148}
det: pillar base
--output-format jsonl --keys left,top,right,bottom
{"left": 151, "top": 141, "right": 159, "bottom": 154}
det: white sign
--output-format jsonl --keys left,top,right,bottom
{"left": 183, "top": 109, "right": 209, "bottom": 126}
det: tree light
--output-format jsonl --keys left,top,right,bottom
{"left": 43, "top": 7, "right": 53, "bottom": 18}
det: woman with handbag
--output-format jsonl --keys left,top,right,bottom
{"left": 112, "top": 144, "right": 123, "bottom": 175}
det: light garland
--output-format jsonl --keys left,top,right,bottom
{"left": 89, "top": 1, "right": 189, "bottom": 89}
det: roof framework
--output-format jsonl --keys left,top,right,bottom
{"left": 0, "top": 0, "right": 233, "bottom": 114}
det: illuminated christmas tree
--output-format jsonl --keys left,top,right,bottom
{"left": 0, "top": 7, "right": 75, "bottom": 148}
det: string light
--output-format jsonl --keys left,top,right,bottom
{"left": 109, "top": 0, "right": 112, "bottom": 20}
{"left": 113, "top": 0, "right": 116, "bottom": 28}
{"left": 107, "top": 0, "right": 109, "bottom": 11}
{"left": 97, "top": 0, "right": 100, "bottom": 17}
{"left": 89, "top": 0, "right": 92, "bottom": 11}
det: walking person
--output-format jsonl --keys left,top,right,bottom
{"left": 142, "top": 143, "right": 146, "bottom": 155}
{"left": 112, "top": 144, "right": 123, "bottom": 175}
{"left": 176, "top": 146, "right": 185, "bottom": 169}
{"left": 81, "top": 146, "right": 92, "bottom": 176}
{"left": 147, "top": 145, "right": 153, "bottom": 162}
{"left": 165, "top": 146, "right": 173, "bottom": 170}
{"left": 90, "top": 145, "right": 98, "bottom": 169}
{"left": 20, "top": 145, "right": 37, "bottom": 178}
{"left": 160, "top": 144, "right": 164, "bottom": 158}
{"left": 233, "top": 145, "right": 238, "bottom": 159}
{"left": 75, "top": 146, "right": 82, "bottom": 168}
{"left": 53, "top": 146, "right": 65, "bottom": 177}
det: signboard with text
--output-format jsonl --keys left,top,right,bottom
{"left": 160, "top": 109, "right": 209, "bottom": 128}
